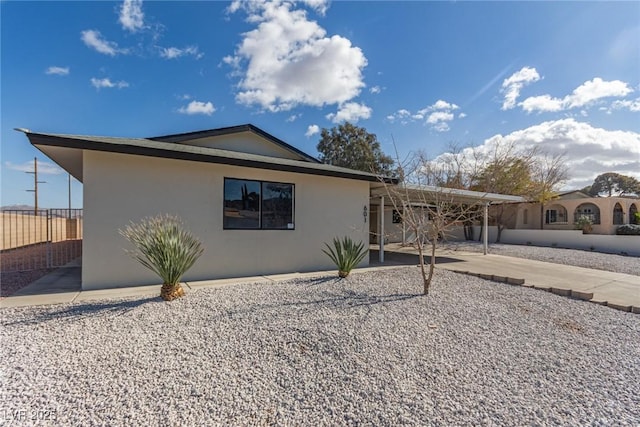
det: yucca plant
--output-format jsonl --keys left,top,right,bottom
{"left": 322, "top": 236, "right": 368, "bottom": 278}
{"left": 119, "top": 214, "right": 204, "bottom": 301}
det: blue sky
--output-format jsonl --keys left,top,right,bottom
{"left": 2, "top": 0, "right": 639, "bottom": 208}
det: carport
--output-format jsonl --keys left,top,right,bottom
{"left": 369, "top": 183, "right": 525, "bottom": 262}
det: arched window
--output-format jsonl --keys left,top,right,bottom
{"left": 613, "top": 203, "right": 624, "bottom": 225}
{"left": 545, "top": 204, "right": 567, "bottom": 224}
{"left": 574, "top": 203, "right": 600, "bottom": 225}
{"left": 630, "top": 203, "right": 638, "bottom": 225}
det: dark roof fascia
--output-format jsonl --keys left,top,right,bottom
{"left": 25, "top": 132, "right": 392, "bottom": 184}
{"left": 148, "top": 124, "right": 321, "bottom": 164}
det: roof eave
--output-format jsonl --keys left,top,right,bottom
{"left": 23, "top": 131, "right": 383, "bottom": 183}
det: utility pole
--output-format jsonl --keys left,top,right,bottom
{"left": 26, "top": 157, "right": 46, "bottom": 216}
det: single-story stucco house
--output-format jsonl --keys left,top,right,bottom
{"left": 19, "top": 124, "right": 522, "bottom": 290}
{"left": 495, "top": 190, "right": 639, "bottom": 234}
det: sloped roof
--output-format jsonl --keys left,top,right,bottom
{"left": 557, "top": 190, "right": 591, "bottom": 199}
{"left": 19, "top": 127, "right": 391, "bottom": 184}
{"left": 149, "top": 124, "right": 320, "bottom": 163}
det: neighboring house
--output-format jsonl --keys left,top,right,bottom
{"left": 510, "top": 191, "right": 639, "bottom": 234}
{"left": 20, "top": 124, "right": 523, "bottom": 290}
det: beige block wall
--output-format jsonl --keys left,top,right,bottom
{"left": 82, "top": 150, "right": 370, "bottom": 290}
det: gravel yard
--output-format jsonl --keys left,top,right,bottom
{"left": 1, "top": 267, "right": 639, "bottom": 426}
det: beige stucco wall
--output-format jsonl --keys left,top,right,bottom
{"left": 82, "top": 150, "right": 370, "bottom": 290}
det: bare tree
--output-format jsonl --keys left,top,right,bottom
{"left": 381, "top": 149, "right": 483, "bottom": 295}
{"left": 430, "top": 140, "right": 568, "bottom": 240}
{"left": 528, "top": 152, "right": 569, "bottom": 229}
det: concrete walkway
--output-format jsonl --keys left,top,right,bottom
{"left": 1, "top": 249, "right": 638, "bottom": 312}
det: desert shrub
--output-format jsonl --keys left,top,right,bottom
{"left": 120, "top": 214, "right": 204, "bottom": 301}
{"left": 574, "top": 216, "right": 593, "bottom": 234}
{"left": 322, "top": 236, "right": 368, "bottom": 278}
{"left": 616, "top": 224, "right": 640, "bottom": 235}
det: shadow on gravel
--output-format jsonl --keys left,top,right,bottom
{"left": 298, "top": 276, "right": 343, "bottom": 286}
{"left": 369, "top": 250, "right": 465, "bottom": 266}
{"left": 229, "top": 291, "right": 422, "bottom": 319}
{"left": 1, "top": 297, "right": 158, "bottom": 327}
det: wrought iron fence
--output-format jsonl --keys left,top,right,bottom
{"left": 1, "top": 209, "right": 83, "bottom": 272}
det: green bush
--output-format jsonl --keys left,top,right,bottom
{"left": 616, "top": 224, "right": 640, "bottom": 235}
{"left": 120, "top": 214, "right": 204, "bottom": 300}
{"left": 322, "top": 236, "right": 368, "bottom": 278}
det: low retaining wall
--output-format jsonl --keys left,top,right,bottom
{"left": 448, "top": 226, "right": 639, "bottom": 256}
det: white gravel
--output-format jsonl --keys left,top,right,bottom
{"left": 1, "top": 267, "right": 639, "bottom": 426}
{"left": 442, "top": 241, "right": 640, "bottom": 276}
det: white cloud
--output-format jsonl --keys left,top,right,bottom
{"left": 301, "top": 0, "right": 329, "bottom": 15}
{"left": 286, "top": 114, "right": 301, "bottom": 122}
{"left": 81, "top": 30, "right": 123, "bottom": 56}
{"left": 519, "top": 94, "right": 565, "bottom": 113}
{"left": 5, "top": 160, "right": 63, "bottom": 175}
{"left": 519, "top": 77, "right": 634, "bottom": 113}
{"left": 178, "top": 100, "right": 215, "bottom": 115}
{"left": 438, "top": 118, "right": 640, "bottom": 190}
{"left": 432, "top": 99, "right": 458, "bottom": 111}
{"left": 611, "top": 97, "right": 640, "bottom": 112}
{"left": 305, "top": 124, "right": 320, "bottom": 137}
{"left": 565, "top": 78, "right": 633, "bottom": 108}
{"left": 90, "top": 77, "right": 129, "bottom": 89}
{"left": 226, "top": 1, "right": 367, "bottom": 112}
{"left": 458, "top": 112, "right": 467, "bottom": 118}
{"left": 387, "top": 99, "right": 460, "bottom": 131}
{"left": 119, "top": 0, "right": 145, "bottom": 32}
{"left": 159, "top": 46, "right": 203, "bottom": 60}
{"left": 500, "top": 66, "right": 541, "bottom": 110}
{"left": 45, "top": 66, "right": 69, "bottom": 76}
{"left": 370, "top": 86, "right": 381, "bottom": 94}
{"left": 326, "top": 102, "right": 372, "bottom": 123}
{"left": 426, "top": 111, "right": 454, "bottom": 132}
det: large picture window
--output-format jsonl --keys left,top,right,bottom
{"left": 224, "top": 178, "right": 294, "bottom": 230}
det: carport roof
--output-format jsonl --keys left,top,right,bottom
{"left": 370, "top": 183, "right": 525, "bottom": 204}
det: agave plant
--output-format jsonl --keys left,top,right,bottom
{"left": 322, "top": 236, "right": 368, "bottom": 278}
{"left": 120, "top": 214, "right": 204, "bottom": 301}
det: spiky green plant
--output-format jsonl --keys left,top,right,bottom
{"left": 119, "top": 214, "right": 204, "bottom": 301}
{"left": 322, "top": 236, "right": 368, "bottom": 278}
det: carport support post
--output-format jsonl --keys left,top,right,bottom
{"left": 483, "top": 202, "right": 489, "bottom": 255}
{"left": 401, "top": 202, "right": 406, "bottom": 245}
{"left": 379, "top": 195, "right": 385, "bottom": 263}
